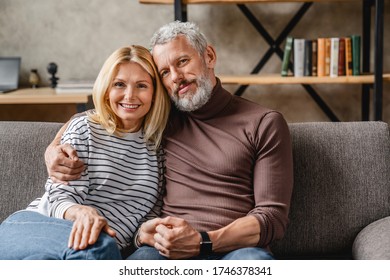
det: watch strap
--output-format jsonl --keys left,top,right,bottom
{"left": 199, "top": 231, "right": 213, "bottom": 256}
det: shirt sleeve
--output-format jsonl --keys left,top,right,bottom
{"left": 46, "top": 117, "right": 90, "bottom": 219}
{"left": 248, "top": 111, "right": 294, "bottom": 248}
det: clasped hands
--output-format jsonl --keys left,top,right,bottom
{"left": 137, "top": 216, "right": 202, "bottom": 259}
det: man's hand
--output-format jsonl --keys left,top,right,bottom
{"left": 64, "top": 205, "right": 116, "bottom": 250}
{"left": 153, "top": 216, "right": 201, "bottom": 259}
{"left": 45, "top": 143, "right": 84, "bottom": 184}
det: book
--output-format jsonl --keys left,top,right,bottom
{"left": 345, "top": 37, "right": 353, "bottom": 76}
{"left": 330, "top": 37, "right": 339, "bottom": 77}
{"left": 351, "top": 34, "right": 361, "bottom": 75}
{"left": 56, "top": 80, "right": 94, "bottom": 88}
{"left": 324, "top": 38, "right": 331, "bottom": 76}
{"left": 293, "top": 38, "right": 305, "bottom": 77}
{"left": 312, "top": 39, "right": 318, "bottom": 76}
{"left": 281, "top": 36, "right": 293, "bottom": 77}
{"left": 55, "top": 80, "right": 94, "bottom": 94}
{"left": 317, "top": 38, "right": 326, "bottom": 77}
{"left": 56, "top": 87, "right": 93, "bottom": 94}
{"left": 338, "top": 37, "right": 346, "bottom": 76}
{"left": 304, "top": 39, "right": 312, "bottom": 76}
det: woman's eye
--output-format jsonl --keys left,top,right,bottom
{"left": 114, "top": 82, "right": 125, "bottom": 88}
{"left": 137, "top": 83, "right": 148, "bottom": 89}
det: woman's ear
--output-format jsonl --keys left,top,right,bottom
{"left": 204, "top": 45, "right": 217, "bottom": 68}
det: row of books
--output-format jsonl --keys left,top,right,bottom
{"left": 281, "top": 35, "right": 361, "bottom": 77}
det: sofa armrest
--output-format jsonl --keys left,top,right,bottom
{"left": 352, "top": 216, "right": 390, "bottom": 259}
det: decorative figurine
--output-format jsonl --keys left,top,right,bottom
{"left": 29, "top": 69, "right": 40, "bottom": 88}
{"left": 47, "top": 62, "right": 59, "bottom": 88}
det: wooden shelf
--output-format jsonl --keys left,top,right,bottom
{"left": 0, "top": 87, "right": 91, "bottom": 105}
{"left": 140, "top": 0, "right": 360, "bottom": 4}
{"left": 218, "top": 73, "right": 390, "bottom": 85}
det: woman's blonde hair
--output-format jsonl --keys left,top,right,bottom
{"left": 88, "top": 45, "right": 170, "bottom": 149}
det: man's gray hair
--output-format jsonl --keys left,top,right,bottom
{"left": 150, "top": 21, "right": 208, "bottom": 55}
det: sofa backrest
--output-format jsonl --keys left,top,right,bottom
{"left": 271, "top": 121, "right": 390, "bottom": 259}
{"left": 0, "top": 121, "right": 64, "bottom": 222}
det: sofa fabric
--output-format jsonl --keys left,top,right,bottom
{"left": 352, "top": 216, "right": 390, "bottom": 259}
{"left": 0, "top": 122, "right": 63, "bottom": 222}
{"left": 271, "top": 122, "right": 390, "bottom": 259}
{"left": 0, "top": 121, "right": 389, "bottom": 259}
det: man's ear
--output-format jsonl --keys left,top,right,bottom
{"left": 204, "top": 45, "right": 217, "bottom": 68}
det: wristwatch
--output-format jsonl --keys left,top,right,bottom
{"left": 199, "top": 231, "right": 213, "bottom": 256}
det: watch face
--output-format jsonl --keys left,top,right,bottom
{"left": 200, "top": 242, "right": 213, "bottom": 255}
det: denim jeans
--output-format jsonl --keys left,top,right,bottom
{"left": 0, "top": 210, "right": 122, "bottom": 260}
{"left": 127, "top": 246, "right": 275, "bottom": 260}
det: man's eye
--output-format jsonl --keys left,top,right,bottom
{"left": 160, "top": 70, "right": 169, "bottom": 78}
{"left": 178, "top": 58, "right": 188, "bottom": 66}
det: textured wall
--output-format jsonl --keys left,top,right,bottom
{"left": 0, "top": 0, "right": 389, "bottom": 123}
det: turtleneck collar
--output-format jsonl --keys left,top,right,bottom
{"left": 187, "top": 78, "right": 233, "bottom": 120}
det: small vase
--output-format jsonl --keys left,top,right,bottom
{"left": 29, "top": 69, "right": 40, "bottom": 88}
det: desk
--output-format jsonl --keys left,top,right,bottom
{"left": 0, "top": 87, "right": 92, "bottom": 112}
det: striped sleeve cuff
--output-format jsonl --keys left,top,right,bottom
{"left": 52, "top": 201, "right": 78, "bottom": 219}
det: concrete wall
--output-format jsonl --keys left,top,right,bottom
{"left": 0, "top": 0, "right": 389, "bottom": 123}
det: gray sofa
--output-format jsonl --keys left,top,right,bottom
{"left": 0, "top": 121, "right": 389, "bottom": 259}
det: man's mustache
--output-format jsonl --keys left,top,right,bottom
{"left": 172, "top": 79, "right": 196, "bottom": 95}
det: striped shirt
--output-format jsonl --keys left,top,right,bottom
{"left": 27, "top": 116, "right": 164, "bottom": 250}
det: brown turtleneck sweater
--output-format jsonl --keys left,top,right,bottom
{"left": 161, "top": 79, "right": 293, "bottom": 248}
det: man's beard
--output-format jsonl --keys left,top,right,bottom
{"left": 170, "top": 74, "right": 213, "bottom": 112}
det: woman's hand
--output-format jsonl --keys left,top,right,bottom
{"left": 137, "top": 218, "right": 162, "bottom": 247}
{"left": 64, "top": 205, "right": 116, "bottom": 250}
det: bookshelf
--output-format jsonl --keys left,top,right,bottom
{"left": 139, "top": 0, "right": 386, "bottom": 121}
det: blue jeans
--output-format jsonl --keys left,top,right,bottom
{"left": 0, "top": 210, "right": 122, "bottom": 260}
{"left": 127, "top": 246, "right": 274, "bottom": 260}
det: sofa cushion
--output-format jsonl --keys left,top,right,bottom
{"left": 352, "top": 216, "right": 390, "bottom": 259}
{"left": 271, "top": 122, "right": 390, "bottom": 259}
{"left": 0, "top": 121, "right": 64, "bottom": 222}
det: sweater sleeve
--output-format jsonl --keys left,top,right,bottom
{"left": 46, "top": 117, "right": 90, "bottom": 219}
{"left": 248, "top": 111, "right": 293, "bottom": 248}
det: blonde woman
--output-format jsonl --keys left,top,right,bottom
{"left": 0, "top": 45, "right": 170, "bottom": 260}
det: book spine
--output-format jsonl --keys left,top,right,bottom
{"left": 317, "top": 38, "right": 326, "bottom": 77}
{"left": 338, "top": 37, "right": 346, "bottom": 76}
{"left": 281, "top": 37, "right": 293, "bottom": 77}
{"left": 312, "top": 39, "right": 318, "bottom": 77}
{"left": 351, "top": 35, "right": 361, "bottom": 75}
{"left": 345, "top": 37, "right": 353, "bottom": 76}
{"left": 304, "top": 39, "right": 312, "bottom": 76}
{"left": 324, "top": 38, "right": 331, "bottom": 76}
{"left": 293, "top": 38, "right": 305, "bottom": 77}
{"left": 330, "top": 37, "right": 339, "bottom": 77}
